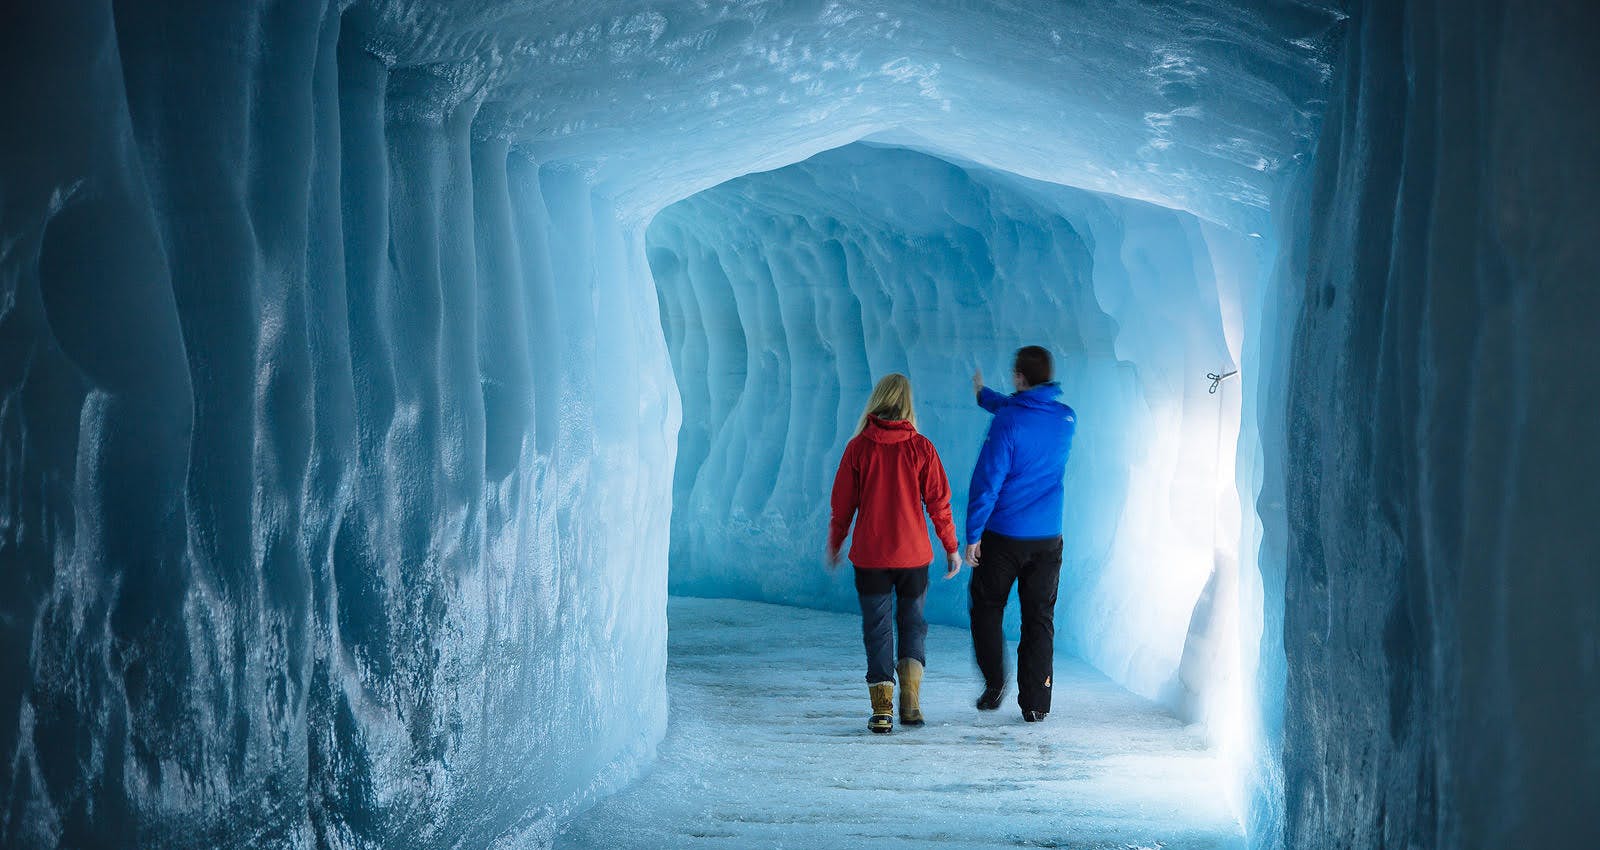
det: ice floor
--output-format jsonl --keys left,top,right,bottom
{"left": 555, "top": 597, "right": 1244, "bottom": 849}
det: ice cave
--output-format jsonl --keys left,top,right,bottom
{"left": 1, "top": 1, "right": 1595, "bottom": 849}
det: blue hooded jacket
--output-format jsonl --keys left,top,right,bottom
{"left": 966, "top": 383, "right": 1076, "bottom": 542}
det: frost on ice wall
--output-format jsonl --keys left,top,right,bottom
{"left": 651, "top": 143, "right": 1255, "bottom": 720}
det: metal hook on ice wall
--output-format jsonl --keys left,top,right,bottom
{"left": 1206, "top": 370, "right": 1239, "bottom": 394}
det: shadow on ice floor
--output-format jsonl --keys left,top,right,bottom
{"left": 556, "top": 597, "right": 1243, "bottom": 849}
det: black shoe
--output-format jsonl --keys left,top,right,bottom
{"left": 976, "top": 687, "right": 1004, "bottom": 711}
{"left": 1022, "top": 709, "right": 1048, "bottom": 723}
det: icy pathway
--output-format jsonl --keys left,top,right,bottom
{"left": 555, "top": 597, "right": 1244, "bottom": 849}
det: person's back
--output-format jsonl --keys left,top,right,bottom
{"left": 971, "top": 382, "right": 1075, "bottom": 540}
{"left": 964, "top": 346, "right": 1075, "bottom": 722}
{"left": 827, "top": 374, "right": 961, "bottom": 735}
{"left": 834, "top": 417, "right": 952, "bottom": 569}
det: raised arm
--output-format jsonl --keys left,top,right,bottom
{"left": 966, "top": 417, "right": 1014, "bottom": 543}
{"left": 976, "top": 386, "right": 1007, "bottom": 413}
{"left": 972, "top": 367, "right": 1006, "bottom": 413}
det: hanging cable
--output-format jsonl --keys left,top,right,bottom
{"left": 1206, "top": 369, "right": 1239, "bottom": 394}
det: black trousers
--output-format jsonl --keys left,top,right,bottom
{"left": 968, "top": 531, "right": 1064, "bottom": 712}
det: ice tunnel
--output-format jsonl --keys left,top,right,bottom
{"left": 1, "top": 1, "right": 1596, "bottom": 849}
{"left": 651, "top": 142, "right": 1252, "bottom": 716}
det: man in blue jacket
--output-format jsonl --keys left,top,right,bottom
{"left": 965, "top": 345, "right": 1076, "bottom": 721}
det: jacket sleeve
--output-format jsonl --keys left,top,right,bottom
{"left": 977, "top": 386, "right": 1008, "bottom": 414}
{"left": 828, "top": 441, "right": 859, "bottom": 553}
{"left": 919, "top": 440, "right": 959, "bottom": 555}
{"left": 966, "top": 415, "right": 1014, "bottom": 542}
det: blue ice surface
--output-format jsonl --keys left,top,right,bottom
{"left": 556, "top": 597, "right": 1245, "bottom": 849}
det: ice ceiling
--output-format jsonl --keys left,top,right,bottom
{"left": 358, "top": 0, "right": 1342, "bottom": 228}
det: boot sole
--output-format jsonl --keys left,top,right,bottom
{"left": 868, "top": 715, "right": 893, "bottom": 733}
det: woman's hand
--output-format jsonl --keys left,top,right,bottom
{"left": 825, "top": 545, "right": 841, "bottom": 571}
{"left": 972, "top": 368, "right": 984, "bottom": 397}
{"left": 944, "top": 550, "right": 963, "bottom": 579}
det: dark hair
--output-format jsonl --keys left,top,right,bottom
{"left": 1014, "top": 345, "right": 1053, "bottom": 386}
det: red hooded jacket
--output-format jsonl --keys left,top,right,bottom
{"left": 829, "top": 416, "right": 959, "bottom": 568}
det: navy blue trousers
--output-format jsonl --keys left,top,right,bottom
{"left": 854, "top": 565, "right": 929, "bottom": 684}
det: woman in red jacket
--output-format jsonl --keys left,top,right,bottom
{"left": 827, "top": 373, "right": 962, "bottom": 733}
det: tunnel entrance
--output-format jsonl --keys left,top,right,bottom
{"left": 637, "top": 141, "right": 1258, "bottom": 817}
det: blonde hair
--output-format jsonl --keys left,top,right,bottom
{"left": 854, "top": 373, "right": 917, "bottom": 435}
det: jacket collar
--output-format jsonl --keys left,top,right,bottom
{"left": 1012, "top": 382, "right": 1064, "bottom": 409}
{"left": 864, "top": 415, "right": 917, "bottom": 442}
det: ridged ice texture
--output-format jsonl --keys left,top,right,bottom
{"left": 1257, "top": 1, "right": 1600, "bottom": 848}
{"left": 355, "top": 0, "right": 1343, "bottom": 232}
{"left": 0, "top": 5, "right": 675, "bottom": 847}
{"left": 650, "top": 144, "right": 1255, "bottom": 724}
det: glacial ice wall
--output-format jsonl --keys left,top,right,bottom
{"left": 1, "top": 5, "right": 675, "bottom": 846}
{"left": 1262, "top": 0, "right": 1600, "bottom": 847}
{"left": 650, "top": 143, "right": 1255, "bottom": 715}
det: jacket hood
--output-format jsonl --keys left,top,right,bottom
{"left": 1012, "top": 382, "right": 1066, "bottom": 410}
{"left": 863, "top": 415, "right": 918, "bottom": 443}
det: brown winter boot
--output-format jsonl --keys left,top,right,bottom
{"left": 897, "top": 659, "right": 925, "bottom": 726}
{"left": 868, "top": 682, "right": 895, "bottom": 733}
